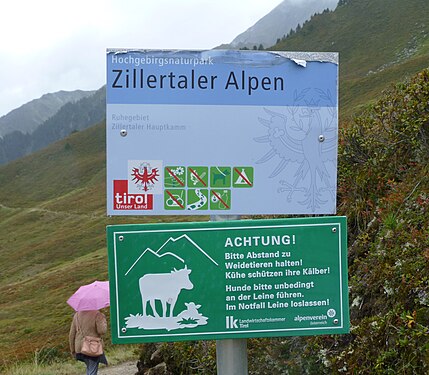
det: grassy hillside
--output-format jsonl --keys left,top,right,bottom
{"left": 2, "top": 68, "right": 428, "bottom": 372}
{"left": 0, "top": 123, "right": 206, "bottom": 366}
{"left": 314, "top": 68, "right": 429, "bottom": 373}
{"left": 0, "top": 123, "right": 115, "bottom": 363}
{"left": 272, "top": 0, "right": 429, "bottom": 116}
{"left": 133, "top": 69, "right": 429, "bottom": 375}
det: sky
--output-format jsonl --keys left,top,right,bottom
{"left": 0, "top": 0, "right": 284, "bottom": 117}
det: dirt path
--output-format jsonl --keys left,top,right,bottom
{"left": 0, "top": 203, "right": 104, "bottom": 219}
{"left": 97, "top": 361, "right": 138, "bottom": 375}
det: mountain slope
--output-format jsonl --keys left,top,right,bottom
{"left": 0, "top": 87, "right": 105, "bottom": 165}
{"left": 272, "top": 0, "right": 429, "bottom": 116}
{"left": 0, "top": 122, "right": 206, "bottom": 364}
{"left": 0, "top": 122, "right": 109, "bottom": 361}
{"left": 224, "top": 0, "right": 337, "bottom": 49}
{"left": 1, "top": 69, "right": 428, "bottom": 372}
{"left": 0, "top": 90, "right": 95, "bottom": 137}
{"left": 317, "top": 68, "right": 429, "bottom": 374}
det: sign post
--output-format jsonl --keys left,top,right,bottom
{"left": 211, "top": 215, "right": 248, "bottom": 375}
{"left": 106, "top": 49, "right": 345, "bottom": 373}
{"left": 216, "top": 337, "right": 248, "bottom": 375}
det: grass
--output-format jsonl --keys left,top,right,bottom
{"left": 0, "top": 122, "right": 208, "bottom": 366}
{"left": 0, "top": 126, "right": 130, "bottom": 365}
{"left": 3, "top": 361, "right": 84, "bottom": 375}
{"left": 2, "top": 345, "right": 139, "bottom": 375}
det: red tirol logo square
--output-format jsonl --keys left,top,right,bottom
{"left": 113, "top": 180, "right": 153, "bottom": 210}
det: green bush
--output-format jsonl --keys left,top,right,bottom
{"left": 136, "top": 68, "right": 429, "bottom": 375}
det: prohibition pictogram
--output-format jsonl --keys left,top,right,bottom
{"left": 210, "top": 167, "right": 231, "bottom": 188}
{"left": 164, "top": 189, "right": 185, "bottom": 210}
{"left": 233, "top": 167, "right": 254, "bottom": 188}
{"left": 164, "top": 166, "right": 186, "bottom": 188}
{"left": 187, "top": 167, "right": 208, "bottom": 188}
{"left": 210, "top": 189, "right": 231, "bottom": 210}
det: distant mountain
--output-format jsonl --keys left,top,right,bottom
{"left": 0, "top": 87, "right": 105, "bottom": 165}
{"left": 0, "top": 90, "right": 95, "bottom": 138}
{"left": 224, "top": 0, "right": 338, "bottom": 49}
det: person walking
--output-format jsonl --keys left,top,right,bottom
{"left": 69, "top": 310, "right": 108, "bottom": 375}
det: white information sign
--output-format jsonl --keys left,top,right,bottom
{"left": 106, "top": 50, "right": 339, "bottom": 215}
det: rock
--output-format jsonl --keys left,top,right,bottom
{"left": 145, "top": 362, "right": 173, "bottom": 375}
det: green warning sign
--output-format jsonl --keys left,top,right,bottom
{"left": 107, "top": 216, "right": 349, "bottom": 343}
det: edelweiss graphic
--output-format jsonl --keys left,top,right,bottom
{"left": 131, "top": 162, "right": 160, "bottom": 192}
{"left": 255, "top": 88, "right": 337, "bottom": 211}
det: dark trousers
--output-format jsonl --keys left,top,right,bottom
{"left": 83, "top": 356, "right": 99, "bottom": 375}
{"left": 76, "top": 353, "right": 107, "bottom": 375}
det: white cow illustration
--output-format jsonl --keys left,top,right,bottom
{"left": 139, "top": 266, "right": 193, "bottom": 318}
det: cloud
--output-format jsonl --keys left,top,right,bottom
{"left": 0, "top": 0, "right": 283, "bottom": 116}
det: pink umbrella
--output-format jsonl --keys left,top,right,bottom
{"left": 67, "top": 280, "right": 110, "bottom": 311}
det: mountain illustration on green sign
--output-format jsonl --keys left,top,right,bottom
{"left": 156, "top": 234, "right": 218, "bottom": 267}
{"left": 125, "top": 234, "right": 218, "bottom": 275}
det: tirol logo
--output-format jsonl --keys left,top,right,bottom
{"left": 128, "top": 160, "right": 163, "bottom": 194}
{"left": 114, "top": 180, "right": 153, "bottom": 210}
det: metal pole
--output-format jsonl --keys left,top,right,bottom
{"left": 216, "top": 339, "right": 248, "bottom": 375}
{"left": 211, "top": 215, "right": 248, "bottom": 375}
